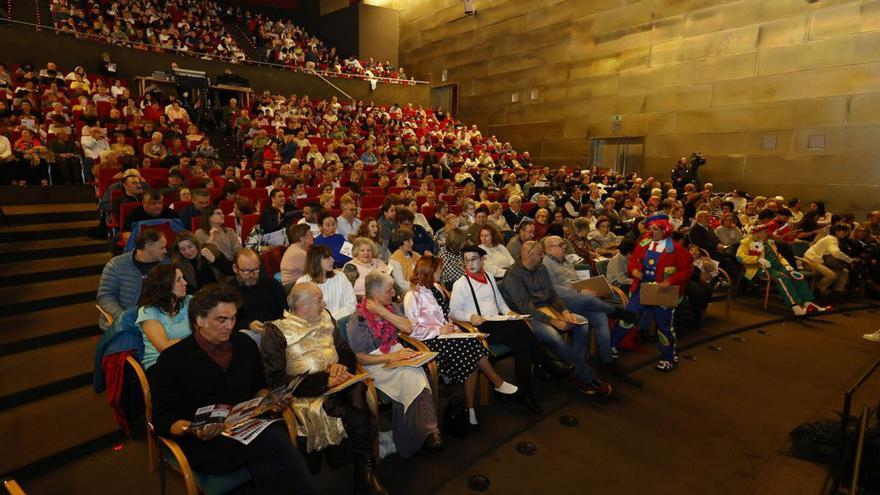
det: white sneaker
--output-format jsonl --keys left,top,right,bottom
{"left": 792, "top": 305, "right": 806, "bottom": 316}
{"left": 863, "top": 330, "right": 880, "bottom": 343}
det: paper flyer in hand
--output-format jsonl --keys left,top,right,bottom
{"left": 340, "top": 241, "right": 353, "bottom": 257}
{"left": 483, "top": 314, "right": 529, "bottom": 321}
{"left": 383, "top": 351, "right": 439, "bottom": 369}
{"left": 438, "top": 332, "right": 489, "bottom": 339}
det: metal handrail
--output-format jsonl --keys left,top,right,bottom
{"left": 0, "top": 17, "right": 429, "bottom": 86}
{"left": 849, "top": 405, "right": 870, "bottom": 495}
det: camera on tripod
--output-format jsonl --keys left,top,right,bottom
{"left": 689, "top": 152, "right": 706, "bottom": 167}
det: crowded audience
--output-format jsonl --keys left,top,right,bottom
{"left": 50, "top": 0, "right": 247, "bottom": 61}
{"left": 87, "top": 79, "right": 880, "bottom": 494}
{"left": 47, "top": 0, "right": 416, "bottom": 84}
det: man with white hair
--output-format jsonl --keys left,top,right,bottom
{"left": 542, "top": 235, "right": 640, "bottom": 384}
{"left": 261, "top": 283, "right": 388, "bottom": 495}
{"left": 502, "top": 194, "right": 527, "bottom": 230}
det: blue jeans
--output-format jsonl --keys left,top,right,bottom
{"left": 530, "top": 319, "right": 594, "bottom": 383}
{"left": 561, "top": 294, "right": 613, "bottom": 363}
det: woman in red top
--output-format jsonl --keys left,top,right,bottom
{"left": 12, "top": 129, "right": 48, "bottom": 186}
{"left": 533, "top": 208, "right": 550, "bottom": 240}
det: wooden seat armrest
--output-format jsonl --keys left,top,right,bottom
{"left": 282, "top": 406, "right": 298, "bottom": 444}
{"left": 3, "top": 479, "right": 26, "bottom": 495}
{"left": 453, "top": 320, "right": 490, "bottom": 349}
{"left": 158, "top": 436, "right": 199, "bottom": 495}
{"left": 537, "top": 306, "right": 564, "bottom": 321}
{"left": 95, "top": 304, "right": 114, "bottom": 326}
{"left": 452, "top": 320, "right": 479, "bottom": 333}
{"left": 356, "top": 364, "right": 380, "bottom": 418}
{"left": 608, "top": 286, "right": 629, "bottom": 305}
{"left": 397, "top": 333, "right": 429, "bottom": 352}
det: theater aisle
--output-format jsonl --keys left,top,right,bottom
{"left": 434, "top": 309, "right": 880, "bottom": 495}
{"left": 0, "top": 199, "right": 117, "bottom": 477}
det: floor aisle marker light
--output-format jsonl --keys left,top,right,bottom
{"left": 467, "top": 474, "right": 491, "bottom": 492}
{"left": 681, "top": 353, "right": 697, "bottom": 361}
{"left": 758, "top": 329, "right": 772, "bottom": 336}
{"left": 516, "top": 442, "right": 537, "bottom": 456}
{"left": 733, "top": 336, "right": 747, "bottom": 343}
{"left": 559, "top": 415, "right": 579, "bottom": 427}
{"left": 708, "top": 345, "right": 723, "bottom": 351}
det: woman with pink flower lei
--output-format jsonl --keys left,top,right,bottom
{"left": 346, "top": 270, "right": 444, "bottom": 458}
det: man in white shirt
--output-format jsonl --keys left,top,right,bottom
{"left": 336, "top": 198, "right": 362, "bottom": 240}
{"left": 804, "top": 224, "right": 854, "bottom": 295}
{"left": 449, "top": 245, "right": 573, "bottom": 414}
{"left": 297, "top": 204, "right": 321, "bottom": 237}
{"left": 80, "top": 127, "right": 110, "bottom": 182}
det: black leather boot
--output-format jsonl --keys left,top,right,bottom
{"left": 354, "top": 454, "right": 389, "bottom": 495}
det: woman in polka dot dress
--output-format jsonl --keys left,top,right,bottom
{"left": 403, "top": 255, "right": 520, "bottom": 426}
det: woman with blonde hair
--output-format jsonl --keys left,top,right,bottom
{"left": 486, "top": 202, "right": 510, "bottom": 232}
{"left": 355, "top": 217, "right": 390, "bottom": 260}
{"left": 343, "top": 237, "right": 390, "bottom": 297}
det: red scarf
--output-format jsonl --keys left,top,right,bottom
{"left": 466, "top": 269, "right": 488, "bottom": 284}
{"left": 356, "top": 300, "right": 398, "bottom": 354}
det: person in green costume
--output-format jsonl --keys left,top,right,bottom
{"left": 736, "top": 224, "right": 828, "bottom": 315}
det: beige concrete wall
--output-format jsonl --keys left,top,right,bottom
{"left": 320, "top": 0, "right": 350, "bottom": 15}
{"left": 394, "top": 0, "right": 880, "bottom": 214}
{"left": 359, "top": 4, "right": 400, "bottom": 66}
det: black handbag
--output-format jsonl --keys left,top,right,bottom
{"left": 442, "top": 396, "right": 470, "bottom": 439}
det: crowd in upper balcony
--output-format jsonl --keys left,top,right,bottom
{"left": 46, "top": 0, "right": 414, "bottom": 84}
{"left": 49, "top": 0, "right": 246, "bottom": 60}
{"left": 237, "top": 9, "right": 411, "bottom": 82}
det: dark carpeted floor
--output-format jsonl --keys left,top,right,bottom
{"left": 18, "top": 300, "right": 880, "bottom": 495}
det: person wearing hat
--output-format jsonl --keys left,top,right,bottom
{"left": 736, "top": 224, "right": 827, "bottom": 315}
{"left": 449, "top": 245, "right": 574, "bottom": 413}
{"left": 611, "top": 214, "right": 694, "bottom": 372}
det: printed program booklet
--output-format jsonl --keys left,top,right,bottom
{"left": 189, "top": 375, "right": 304, "bottom": 445}
{"left": 438, "top": 332, "right": 489, "bottom": 339}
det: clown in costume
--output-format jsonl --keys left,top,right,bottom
{"left": 735, "top": 224, "right": 827, "bottom": 315}
{"left": 611, "top": 215, "right": 693, "bottom": 372}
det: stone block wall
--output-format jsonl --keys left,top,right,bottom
{"left": 391, "top": 0, "right": 880, "bottom": 214}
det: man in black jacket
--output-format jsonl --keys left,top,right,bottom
{"left": 150, "top": 283, "right": 317, "bottom": 495}
{"left": 688, "top": 211, "right": 739, "bottom": 280}
{"left": 502, "top": 195, "right": 527, "bottom": 230}
{"left": 122, "top": 191, "right": 178, "bottom": 233}
{"left": 230, "top": 249, "right": 288, "bottom": 346}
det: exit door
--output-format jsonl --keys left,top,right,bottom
{"left": 588, "top": 137, "right": 644, "bottom": 175}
